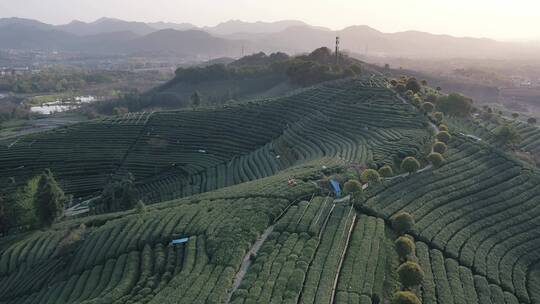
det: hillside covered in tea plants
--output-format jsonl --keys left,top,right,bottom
{"left": 1, "top": 75, "right": 539, "bottom": 304}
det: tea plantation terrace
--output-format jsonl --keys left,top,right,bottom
{"left": 0, "top": 78, "right": 431, "bottom": 202}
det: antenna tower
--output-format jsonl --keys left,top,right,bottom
{"left": 335, "top": 36, "right": 340, "bottom": 65}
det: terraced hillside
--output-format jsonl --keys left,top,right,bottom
{"left": 0, "top": 160, "right": 335, "bottom": 304}
{"left": 448, "top": 116, "right": 540, "bottom": 158}
{"left": 2, "top": 76, "right": 540, "bottom": 304}
{"left": 363, "top": 136, "right": 540, "bottom": 303}
{"left": 0, "top": 78, "right": 431, "bottom": 201}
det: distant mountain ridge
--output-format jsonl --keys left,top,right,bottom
{"left": 57, "top": 17, "right": 156, "bottom": 36}
{"left": 0, "top": 17, "right": 539, "bottom": 60}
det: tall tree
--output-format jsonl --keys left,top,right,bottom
{"left": 34, "top": 170, "right": 67, "bottom": 226}
{"left": 98, "top": 173, "right": 138, "bottom": 213}
{"left": 0, "top": 196, "right": 7, "bottom": 234}
{"left": 191, "top": 91, "right": 201, "bottom": 108}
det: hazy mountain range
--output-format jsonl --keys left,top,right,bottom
{"left": 0, "top": 17, "right": 538, "bottom": 60}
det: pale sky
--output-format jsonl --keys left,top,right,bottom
{"left": 1, "top": 0, "right": 539, "bottom": 40}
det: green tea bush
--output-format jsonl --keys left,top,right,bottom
{"left": 361, "top": 169, "right": 381, "bottom": 184}
{"left": 397, "top": 261, "right": 425, "bottom": 289}
{"left": 427, "top": 152, "right": 445, "bottom": 168}
{"left": 378, "top": 165, "right": 394, "bottom": 178}
{"left": 391, "top": 291, "right": 421, "bottom": 304}
{"left": 436, "top": 131, "right": 452, "bottom": 143}
{"left": 432, "top": 141, "right": 447, "bottom": 154}
{"left": 391, "top": 212, "right": 415, "bottom": 235}
{"left": 395, "top": 236, "right": 415, "bottom": 261}
{"left": 401, "top": 157, "right": 420, "bottom": 174}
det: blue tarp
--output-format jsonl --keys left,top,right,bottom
{"left": 170, "top": 237, "right": 189, "bottom": 245}
{"left": 330, "top": 179, "right": 341, "bottom": 198}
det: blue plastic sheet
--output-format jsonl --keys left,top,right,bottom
{"left": 170, "top": 237, "right": 189, "bottom": 245}
{"left": 330, "top": 179, "right": 341, "bottom": 198}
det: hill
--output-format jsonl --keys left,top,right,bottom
{"left": 1, "top": 75, "right": 540, "bottom": 304}
{"left": 87, "top": 47, "right": 368, "bottom": 114}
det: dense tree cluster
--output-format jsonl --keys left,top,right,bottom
{"left": 173, "top": 63, "right": 278, "bottom": 84}
{"left": 493, "top": 124, "right": 521, "bottom": 146}
{"left": 436, "top": 93, "right": 473, "bottom": 117}
{"left": 93, "top": 173, "right": 138, "bottom": 214}
{"left": 0, "top": 68, "right": 125, "bottom": 94}
{"left": 1, "top": 169, "right": 68, "bottom": 233}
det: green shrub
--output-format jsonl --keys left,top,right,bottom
{"left": 360, "top": 169, "right": 381, "bottom": 184}
{"left": 401, "top": 157, "right": 420, "bottom": 174}
{"left": 411, "top": 96, "right": 422, "bottom": 106}
{"left": 436, "top": 131, "right": 452, "bottom": 143}
{"left": 343, "top": 168, "right": 359, "bottom": 181}
{"left": 395, "top": 236, "right": 415, "bottom": 261}
{"left": 421, "top": 102, "right": 434, "bottom": 113}
{"left": 433, "top": 112, "right": 444, "bottom": 122}
{"left": 391, "top": 291, "right": 421, "bottom": 304}
{"left": 427, "top": 152, "right": 444, "bottom": 168}
{"left": 55, "top": 223, "right": 86, "bottom": 256}
{"left": 343, "top": 180, "right": 363, "bottom": 195}
{"left": 397, "top": 261, "right": 425, "bottom": 289}
{"left": 286, "top": 269, "right": 305, "bottom": 292}
{"left": 378, "top": 165, "right": 394, "bottom": 178}
{"left": 135, "top": 200, "right": 146, "bottom": 214}
{"left": 392, "top": 212, "right": 415, "bottom": 235}
{"left": 432, "top": 141, "right": 447, "bottom": 154}
{"left": 406, "top": 78, "right": 421, "bottom": 94}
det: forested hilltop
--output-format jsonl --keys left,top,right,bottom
{"left": 86, "top": 47, "right": 366, "bottom": 115}
{"left": 1, "top": 71, "right": 540, "bottom": 304}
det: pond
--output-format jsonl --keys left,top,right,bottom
{"left": 30, "top": 96, "right": 97, "bottom": 114}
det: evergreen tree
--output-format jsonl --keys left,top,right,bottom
{"left": 34, "top": 170, "right": 67, "bottom": 226}
{"left": 191, "top": 91, "right": 201, "bottom": 108}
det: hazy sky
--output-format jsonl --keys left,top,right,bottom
{"left": 1, "top": 0, "right": 539, "bottom": 40}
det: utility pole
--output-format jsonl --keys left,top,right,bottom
{"left": 335, "top": 36, "right": 340, "bottom": 66}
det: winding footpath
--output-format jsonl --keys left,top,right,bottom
{"left": 226, "top": 225, "right": 275, "bottom": 303}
